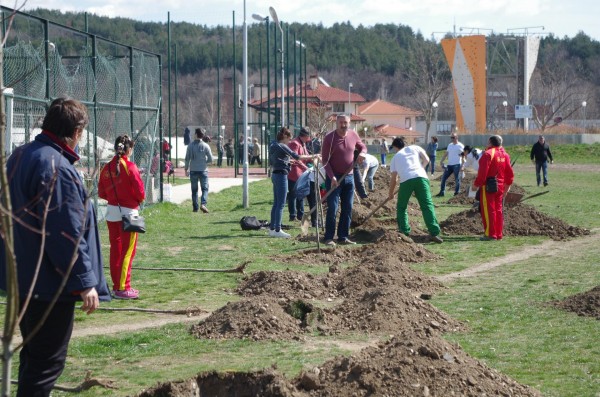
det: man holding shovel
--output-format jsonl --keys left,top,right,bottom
{"left": 388, "top": 137, "right": 443, "bottom": 243}
{"left": 321, "top": 114, "right": 367, "bottom": 246}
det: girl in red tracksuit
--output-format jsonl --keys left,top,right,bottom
{"left": 98, "top": 135, "right": 146, "bottom": 299}
{"left": 473, "top": 135, "right": 514, "bottom": 240}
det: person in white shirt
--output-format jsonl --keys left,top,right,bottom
{"left": 388, "top": 137, "right": 443, "bottom": 244}
{"left": 435, "top": 133, "right": 465, "bottom": 197}
{"left": 462, "top": 145, "right": 482, "bottom": 172}
{"left": 360, "top": 153, "right": 380, "bottom": 192}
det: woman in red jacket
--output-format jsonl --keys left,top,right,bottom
{"left": 98, "top": 135, "right": 146, "bottom": 299}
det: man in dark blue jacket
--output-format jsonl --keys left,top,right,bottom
{"left": 0, "top": 98, "right": 110, "bottom": 397}
{"left": 530, "top": 135, "right": 554, "bottom": 186}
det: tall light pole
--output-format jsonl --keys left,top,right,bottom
{"left": 270, "top": 6, "right": 285, "bottom": 128}
{"left": 348, "top": 82, "right": 353, "bottom": 114}
{"left": 242, "top": 0, "right": 249, "bottom": 208}
{"left": 582, "top": 101, "right": 587, "bottom": 132}
{"left": 502, "top": 100, "right": 508, "bottom": 130}
{"left": 295, "top": 40, "right": 305, "bottom": 128}
{"left": 252, "top": 13, "right": 270, "bottom": 140}
{"left": 430, "top": 101, "right": 438, "bottom": 144}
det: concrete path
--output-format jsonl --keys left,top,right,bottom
{"left": 167, "top": 177, "right": 266, "bottom": 205}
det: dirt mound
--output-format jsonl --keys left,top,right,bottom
{"left": 440, "top": 203, "right": 590, "bottom": 240}
{"left": 354, "top": 229, "right": 440, "bottom": 263}
{"left": 138, "top": 330, "right": 542, "bottom": 397}
{"left": 295, "top": 329, "right": 542, "bottom": 397}
{"left": 548, "top": 285, "right": 600, "bottom": 320}
{"left": 324, "top": 289, "right": 461, "bottom": 334}
{"left": 333, "top": 259, "right": 444, "bottom": 298}
{"left": 190, "top": 297, "right": 306, "bottom": 341}
{"left": 236, "top": 270, "right": 332, "bottom": 300}
{"left": 138, "top": 369, "right": 298, "bottom": 397}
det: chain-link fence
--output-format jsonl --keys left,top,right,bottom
{"left": 1, "top": 7, "right": 163, "bottom": 213}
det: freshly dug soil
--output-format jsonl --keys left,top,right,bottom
{"left": 189, "top": 297, "right": 306, "bottom": 341}
{"left": 236, "top": 270, "right": 332, "bottom": 300}
{"left": 295, "top": 329, "right": 542, "bottom": 397}
{"left": 547, "top": 285, "right": 600, "bottom": 320}
{"left": 440, "top": 203, "right": 590, "bottom": 240}
{"left": 323, "top": 288, "right": 462, "bottom": 334}
{"left": 137, "top": 369, "right": 299, "bottom": 397}
{"left": 138, "top": 330, "right": 542, "bottom": 397}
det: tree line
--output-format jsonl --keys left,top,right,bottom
{"left": 25, "top": 8, "right": 600, "bottom": 129}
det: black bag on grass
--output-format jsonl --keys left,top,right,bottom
{"left": 240, "top": 216, "right": 262, "bottom": 230}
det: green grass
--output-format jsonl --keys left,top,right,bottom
{"left": 3, "top": 144, "right": 600, "bottom": 396}
{"left": 505, "top": 142, "right": 600, "bottom": 164}
{"left": 431, "top": 237, "right": 600, "bottom": 397}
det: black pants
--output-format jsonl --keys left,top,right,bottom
{"left": 226, "top": 155, "right": 233, "bottom": 166}
{"left": 18, "top": 300, "right": 75, "bottom": 397}
{"left": 250, "top": 155, "right": 262, "bottom": 166}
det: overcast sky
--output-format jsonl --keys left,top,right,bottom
{"left": 19, "top": 0, "right": 600, "bottom": 41}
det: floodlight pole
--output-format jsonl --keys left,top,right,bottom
{"left": 270, "top": 7, "right": 285, "bottom": 128}
{"left": 243, "top": 0, "right": 249, "bottom": 208}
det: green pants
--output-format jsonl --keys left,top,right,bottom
{"left": 396, "top": 177, "right": 441, "bottom": 237}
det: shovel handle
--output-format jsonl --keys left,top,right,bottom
{"left": 302, "top": 163, "right": 355, "bottom": 221}
{"left": 359, "top": 188, "right": 399, "bottom": 226}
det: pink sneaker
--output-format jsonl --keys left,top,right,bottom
{"left": 113, "top": 289, "right": 139, "bottom": 299}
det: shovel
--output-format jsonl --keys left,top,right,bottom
{"left": 505, "top": 190, "right": 549, "bottom": 207}
{"left": 300, "top": 163, "right": 355, "bottom": 236}
{"left": 355, "top": 188, "right": 400, "bottom": 227}
{"left": 515, "top": 190, "right": 549, "bottom": 204}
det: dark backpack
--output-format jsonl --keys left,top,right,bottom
{"left": 240, "top": 216, "right": 263, "bottom": 230}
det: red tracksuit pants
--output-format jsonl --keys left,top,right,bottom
{"left": 479, "top": 186, "right": 505, "bottom": 240}
{"left": 107, "top": 221, "right": 138, "bottom": 291}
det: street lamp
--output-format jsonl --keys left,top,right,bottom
{"left": 431, "top": 102, "right": 439, "bottom": 143}
{"left": 295, "top": 40, "right": 306, "bottom": 128}
{"left": 348, "top": 82, "right": 353, "bottom": 114}
{"left": 269, "top": 6, "right": 285, "bottom": 128}
{"left": 582, "top": 101, "right": 587, "bottom": 131}
{"left": 252, "top": 13, "right": 270, "bottom": 138}
{"left": 502, "top": 100, "right": 508, "bottom": 130}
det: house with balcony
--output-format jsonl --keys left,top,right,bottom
{"left": 357, "top": 99, "right": 423, "bottom": 144}
{"left": 248, "top": 74, "right": 367, "bottom": 135}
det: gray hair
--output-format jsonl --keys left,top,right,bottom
{"left": 489, "top": 135, "right": 503, "bottom": 147}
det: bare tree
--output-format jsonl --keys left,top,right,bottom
{"left": 530, "top": 48, "right": 590, "bottom": 131}
{"left": 403, "top": 40, "right": 451, "bottom": 142}
{"left": 307, "top": 103, "right": 331, "bottom": 138}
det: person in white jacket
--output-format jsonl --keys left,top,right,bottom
{"left": 360, "top": 153, "right": 380, "bottom": 192}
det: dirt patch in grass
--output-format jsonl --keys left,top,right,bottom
{"left": 547, "top": 285, "right": 600, "bottom": 320}
{"left": 137, "top": 369, "right": 296, "bottom": 397}
{"left": 236, "top": 270, "right": 333, "bottom": 300}
{"left": 293, "top": 329, "right": 542, "bottom": 396}
{"left": 189, "top": 297, "right": 306, "bottom": 341}
{"left": 139, "top": 329, "right": 541, "bottom": 397}
{"left": 322, "top": 289, "right": 462, "bottom": 334}
{"left": 440, "top": 203, "right": 590, "bottom": 240}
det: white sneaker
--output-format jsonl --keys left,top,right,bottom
{"left": 271, "top": 230, "right": 291, "bottom": 238}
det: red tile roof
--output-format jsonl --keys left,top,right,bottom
{"left": 327, "top": 113, "right": 366, "bottom": 122}
{"left": 374, "top": 124, "right": 422, "bottom": 138}
{"left": 250, "top": 82, "right": 366, "bottom": 106}
{"left": 358, "top": 99, "right": 422, "bottom": 116}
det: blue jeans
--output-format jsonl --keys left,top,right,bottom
{"left": 535, "top": 161, "right": 548, "bottom": 186}
{"left": 425, "top": 155, "right": 436, "bottom": 174}
{"left": 380, "top": 153, "right": 386, "bottom": 166}
{"left": 439, "top": 164, "right": 461, "bottom": 195}
{"left": 365, "top": 164, "right": 379, "bottom": 191}
{"left": 325, "top": 174, "right": 355, "bottom": 241}
{"left": 270, "top": 172, "right": 288, "bottom": 231}
{"left": 190, "top": 171, "right": 209, "bottom": 209}
{"left": 353, "top": 163, "right": 368, "bottom": 199}
{"left": 287, "top": 179, "right": 303, "bottom": 220}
